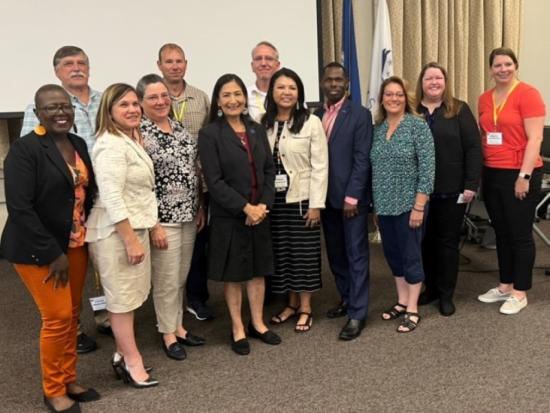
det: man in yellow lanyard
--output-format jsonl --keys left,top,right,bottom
{"left": 156, "top": 43, "right": 213, "bottom": 321}
{"left": 157, "top": 43, "right": 210, "bottom": 139}
{"left": 247, "top": 41, "right": 281, "bottom": 122}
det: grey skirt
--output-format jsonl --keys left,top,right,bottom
{"left": 207, "top": 215, "right": 274, "bottom": 282}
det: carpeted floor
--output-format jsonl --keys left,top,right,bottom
{"left": 2, "top": 224, "right": 550, "bottom": 413}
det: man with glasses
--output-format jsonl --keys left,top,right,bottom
{"left": 20, "top": 45, "right": 104, "bottom": 354}
{"left": 157, "top": 43, "right": 213, "bottom": 321}
{"left": 247, "top": 41, "right": 281, "bottom": 122}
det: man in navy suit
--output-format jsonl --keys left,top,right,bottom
{"left": 315, "top": 62, "right": 372, "bottom": 340}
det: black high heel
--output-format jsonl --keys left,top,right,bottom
{"left": 111, "top": 352, "right": 152, "bottom": 379}
{"left": 119, "top": 361, "right": 159, "bottom": 389}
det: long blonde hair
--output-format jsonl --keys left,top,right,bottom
{"left": 95, "top": 83, "right": 142, "bottom": 142}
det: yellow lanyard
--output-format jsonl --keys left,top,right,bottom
{"left": 492, "top": 80, "right": 519, "bottom": 127}
{"left": 172, "top": 100, "right": 187, "bottom": 123}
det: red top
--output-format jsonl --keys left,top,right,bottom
{"left": 236, "top": 132, "right": 258, "bottom": 203}
{"left": 478, "top": 82, "right": 545, "bottom": 169}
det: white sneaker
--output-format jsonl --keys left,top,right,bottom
{"left": 499, "top": 296, "right": 528, "bottom": 315}
{"left": 478, "top": 287, "right": 510, "bottom": 303}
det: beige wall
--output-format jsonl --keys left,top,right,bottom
{"left": 521, "top": 0, "right": 550, "bottom": 125}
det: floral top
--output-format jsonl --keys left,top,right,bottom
{"left": 141, "top": 117, "right": 199, "bottom": 223}
{"left": 68, "top": 152, "right": 89, "bottom": 248}
{"left": 371, "top": 113, "right": 435, "bottom": 216}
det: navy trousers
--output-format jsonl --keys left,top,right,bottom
{"left": 321, "top": 204, "right": 370, "bottom": 320}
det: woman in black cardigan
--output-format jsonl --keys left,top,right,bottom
{"left": 1, "top": 85, "right": 98, "bottom": 412}
{"left": 415, "top": 62, "right": 482, "bottom": 316}
{"left": 198, "top": 74, "right": 281, "bottom": 355}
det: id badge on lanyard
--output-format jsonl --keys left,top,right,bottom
{"left": 489, "top": 80, "right": 519, "bottom": 146}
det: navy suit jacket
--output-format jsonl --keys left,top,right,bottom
{"left": 315, "top": 99, "right": 373, "bottom": 208}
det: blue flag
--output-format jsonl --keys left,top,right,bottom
{"left": 342, "top": 0, "right": 361, "bottom": 104}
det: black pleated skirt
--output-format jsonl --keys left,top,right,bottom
{"left": 207, "top": 215, "right": 274, "bottom": 282}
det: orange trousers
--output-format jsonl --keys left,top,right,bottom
{"left": 15, "top": 246, "right": 88, "bottom": 397}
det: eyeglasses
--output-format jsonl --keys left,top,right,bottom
{"left": 143, "top": 93, "right": 171, "bottom": 103}
{"left": 38, "top": 104, "right": 75, "bottom": 115}
{"left": 253, "top": 56, "right": 278, "bottom": 63}
{"left": 383, "top": 92, "right": 406, "bottom": 98}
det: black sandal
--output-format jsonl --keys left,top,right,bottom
{"left": 294, "top": 312, "right": 313, "bottom": 333}
{"left": 397, "top": 312, "right": 421, "bottom": 333}
{"left": 381, "top": 303, "right": 407, "bottom": 320}
{"left": 270, "top": 305, "right": 298, "bottom": 325}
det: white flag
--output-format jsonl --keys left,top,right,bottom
{"left": 367, "top": 0, "right": 393, "bottom": 120}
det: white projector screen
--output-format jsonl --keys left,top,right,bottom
{"left": 0, "top": 0, "right": 320, "bottom": 115}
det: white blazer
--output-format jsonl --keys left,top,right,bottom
{"left": 267, "top": 115, "right": 328, "bottom": 208}
{"left": 85, "top": 132, "right": 157, "bottom": 242}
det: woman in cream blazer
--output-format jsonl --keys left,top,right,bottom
{"left": 262, "top": 68, "right": 328, "bottom": 333}
{"left": 86, "top": 84, "right": 159, "bottom": 388}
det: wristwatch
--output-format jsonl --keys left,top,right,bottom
{"left": 519, "top": 172, "right": 531, "bottom": 181}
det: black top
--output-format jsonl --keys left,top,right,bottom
{"left": 1, "top": 131, "right": 97, "bottom": 265}
{"left": 198, "top": 118, "right": 275, "bottom": 219}
{"left": 418, "top": 100, "right": 482, "bottom": 195}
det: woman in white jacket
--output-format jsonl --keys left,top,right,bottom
{"left": 261, "top": 68, "right": 328, "bottom": 332}
{"left": 86, "top": 83, "right": 158, "bottom": 388}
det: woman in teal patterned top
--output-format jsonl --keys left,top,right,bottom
{"left": 371, "top": 76, "right": 435, "bottom": 333}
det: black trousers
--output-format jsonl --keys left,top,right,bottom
{"left": 421, "top": 196, "right": 466, "bottom": 300}
{"left": 482, "top": 167, "right": 541, "bottom": 291}
{"left": 186, "top": 194, "right": 210, "bottom": 304}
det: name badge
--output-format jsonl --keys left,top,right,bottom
{"left": 275, "top": 174, "right": 288, "bottom": 192}
{"left": 89, "top": 296, "right": 107, "bottom": 311}
{"left": 487, "top": 132, "right": 503, "bottom": 145}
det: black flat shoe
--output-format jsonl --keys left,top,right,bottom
{"left": 67, "top": 388, "right": 101, "bottom": 402}
{"left": 230, "top": 334, "right": 250, "bottom": 356}
{"left": 439, "top": 299, "right": 456, "bottom": 316}
{"left": 43, "top": 396, "right": 81, "bottom": 413}
{"left": 162, "top": 341, "right": 187, "bottom": 360}
{"left": 248, "top": 322, "right": 282, "bottom": 345}
{"left": 338, "top": 318, "right": 366, "bottom": 341}
{"left": 327, "top": 302, "right": 348, "bottom": 318}
{"left": 176, "top": 332, "right": 206, "bottom": 346}
{"left": 119, "top": 361, "right": 159, "bottom": 388}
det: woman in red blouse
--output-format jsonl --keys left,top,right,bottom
{"left": 477, "top": 47, "right": 546, "bottom": 314}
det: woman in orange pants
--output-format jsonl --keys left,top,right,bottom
{"left": 1, "top": 85, "right": 99, "bottom": 413}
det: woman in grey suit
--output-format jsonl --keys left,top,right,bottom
{"left": 198, "top": 74, "right": 281, "bottom": 355}
{"left": 86, "top": 83, "right": 158, "bottom": 388}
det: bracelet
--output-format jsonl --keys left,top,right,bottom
{"left": 412, "top": 207, "right": 425, "bottom": 212}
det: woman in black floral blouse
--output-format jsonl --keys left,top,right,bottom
{"left": 136, "top": 74, "right": 206, "bottom": 361}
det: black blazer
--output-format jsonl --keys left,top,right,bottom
{"left": 198, "top": 118, "right": 275, "bottom": 218}
{"left": 1, "top": 131, "right": 97, "bottom": 265}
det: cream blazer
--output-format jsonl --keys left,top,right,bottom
{"left": 85, "top": 132, "right": 157, "bottom": 242}
{"left": 267, "top": 115, "right": 328, "bottom": 208}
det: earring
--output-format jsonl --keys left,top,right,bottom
{"left": 217, "top": 108, "right": 223, "bottom": 117}
{"left": 296, "top": 101, "right": 300, "bottom": 110}
{"left": 34, "top": 124, "right": 46, "bottom": 136}
{"left": 242, "top": 107, "right": 249, "bottom": 115}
